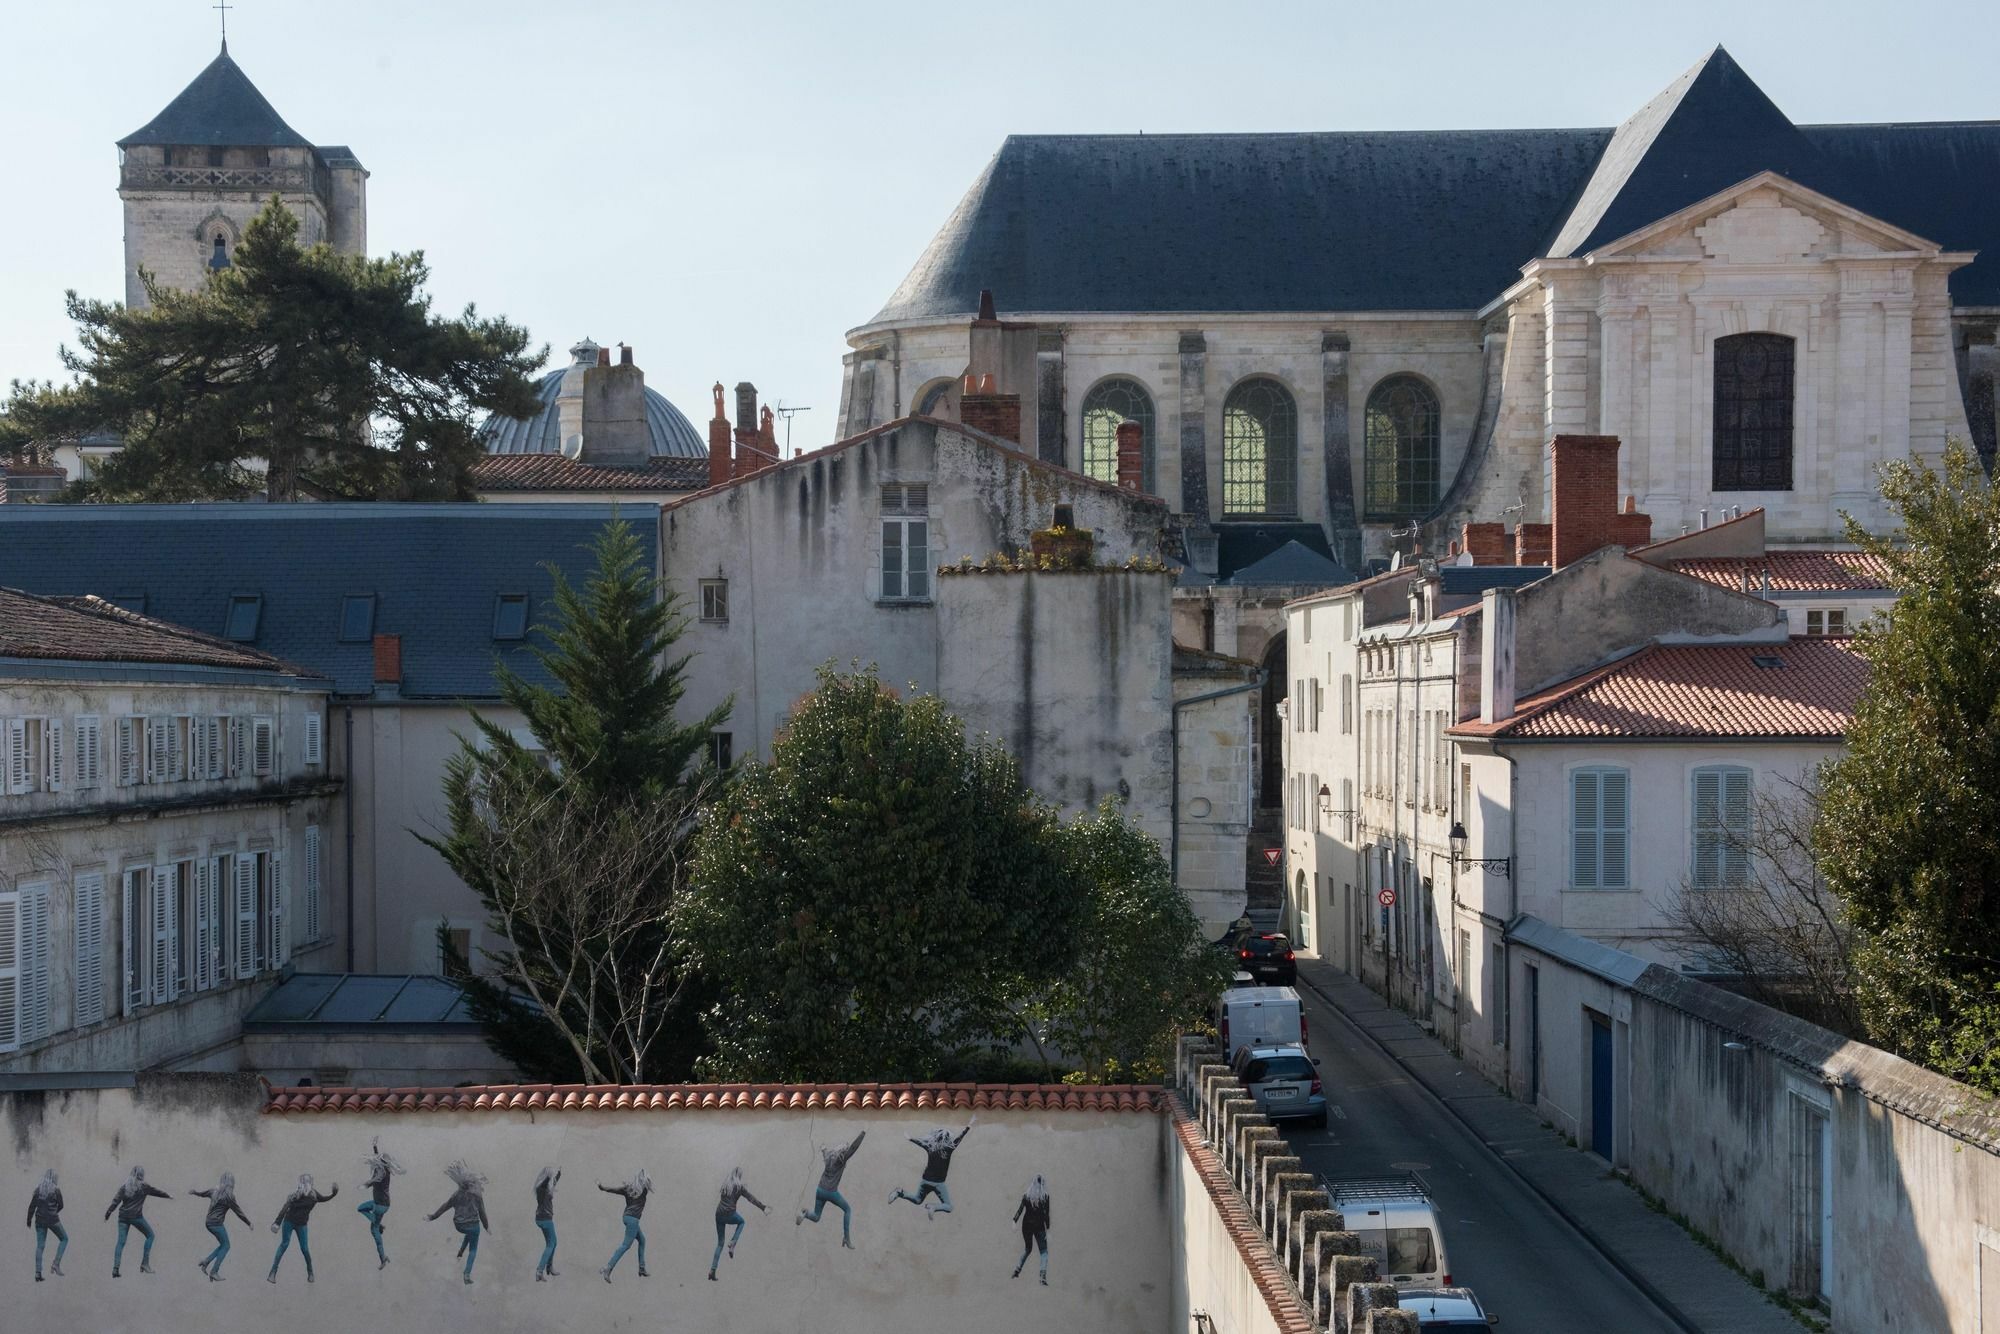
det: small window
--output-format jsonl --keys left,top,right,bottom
{"left": 223, "top": 593, "right": 262, "bottom": 642}
{"left": 1805, "top": 608, "right": 1846, "bottom": 636}
{"left": 440, "top": 927, "right": 473, "bottom": 980}
{"left": 1571, "top": 767, "right": 1630, "bottom": 890}
{"left": 700, "top": 579, "right": 729, "bottom": 623}
{"left": 492, "top": 593, "right": 530, "bottom": 641}
{"left": 708, "top": 731, "right": 733, "bottom": 769}
{"left": 338, "top": 594, "right": 376, "bottom": 642}
{"left": 881, "top": 517, "right": 931, "bottom": 602}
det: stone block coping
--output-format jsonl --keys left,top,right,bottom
{"left": 261, "top": 1080, "right": 1167, "bottom": 1115}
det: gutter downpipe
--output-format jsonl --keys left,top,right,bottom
{"left": 343, "top": 704, "right": 356, "bottom": 972}
{"left": 1171, "top": 672, "right": 1266, "bottom": 886}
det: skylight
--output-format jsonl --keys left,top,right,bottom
{"left": 224, "top": 592, "right": 262, "bottom": 642}
{"left": 339, "top": 593, "right": 376, "bottom": 643}
{"left": 492, "top": 593, "right": 530, "bottom": 641}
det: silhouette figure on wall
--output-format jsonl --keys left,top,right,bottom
{"left": 105, "top": 1166, "right": 171, "bottom": 1277}
{"left": 26, "top": 1168, "right": 65, "bottom": 1281}
{"left": 267, "top": 1174, "right": 337, "bottom": 1284}
{"left": 428, "top": 1161, "right": 492, "bottom": 1285}
{"left": 356, "top": 1140, "right": 405, "bottom": 1270}
{"left": 191, "top": 1171, "right": 251, "bottom": 1282}
{"left": 889, "top": 1118, "right": 975, "bottom": 1218}
{"left": 597, "top": 1169, "right": 652, "bottom": 1282}
{"left": 532, "top": 1166, "right": 561, "bottom": 1281}
{"left": 1011, "top": 1175, "right": 1051, "bottom": 1285}
{"left": 796, "top": 1130, "right": 865, "bottom": 1249}
{"left": 708, "top": 1166, "right": 768, "bottom": 1281}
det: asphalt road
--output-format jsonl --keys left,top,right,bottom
{"left": 1281, "top": 979, "right": 1683, "bottom": 1334}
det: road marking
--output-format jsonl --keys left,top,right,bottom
{"left": 1329, "top": 1105, "right": 1347, "bottom": 1120}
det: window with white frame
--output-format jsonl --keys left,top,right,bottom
{"left": 75, "top": 715, "right": 102, "bottom": 789}
{"left": 167, "top": 859, "right": 195, "bottom": 998}
{"left": 699, "top": 579, "right": 729, "bottom": 623}
{"left": 303, "top": 711, "right": 323, "bottom": 767}
{"left": 232, "top": 853, "right": 260, "bottom": 980}
{"left": 73, "top": 870, "right": 106, "bottom": 1028}
{"left": 1805, "top": 608, "right": 1847, "bottom": 636}
{"left": 1341, "top": 675, "right": 1353, "bottom": 734}
{"left": 121, "top": 866, "right": 152, "bottom": 1012}
{"left": 1570, "top": 767, "right": 1631, "bottom": 889}
{"left": 303, "top": 825, "right": 323, "bottom": 945}
{"left": 116, "top": 716, "right": 141, "bottom": 787}
{"left": 227, "top": 716, "right": 247, "bottom": 777}
{"left": 251, "top": 716, "right": 274, "bottom": 777}
{"left": 879, "top": 484, "right": 931, "bottom": 602}
{"left": 1691, "top": 766, "right": 1754, "bottom": 888}
{"left": 1309, "top": 772, "right": 1321, "bottom": 833}
{"left": 265, "top": 850, "right": 287, "bottom": 970}
{"left": 0, "top": 880, "right": 52, "bottom": 1052}
{"left": 199, "top": 853, "right": 232, "bottom": 991}
{"left": 2, "top": 717, "right": 33, "bottom": 795}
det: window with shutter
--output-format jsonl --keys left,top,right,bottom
{"left": 1691, "top": 766, "right": 1754, "bottom": 888}
{"left": 251, "top": 717, "right": 274, "bottom": 777}
{"left": 73, "top": 871, "right": 105, "bottom": 1028}
{"left": 304, "top": 711, "right": 323, "bottom": 766}
{"left": 116, "top": 717, "right": 138, "bottom": 787}
{"left": 1600, "top": 769, "right": 1630, "bottom": 888}
{"left": 21, "top": 884, "right": 51, "bottom": 1044}
{"left": 76, "top": 716, "right": 100, "bottom": 789}
{"left": 170, "top": 716, "right": 189, "bottom": 782}
{"left": 121, "top": 867, "right": 148, "bottom": 1012}
{"left": 270, "top": 853, "right": 287, "bottom": 968}
{"left": 1572, "top": 771, "right": 1600, "bottom": 888}
{"left": 304, "top": 825, "right": 322, "bottom": 944}
{"left": 5, "top": 718, "right": 28, "bottom": 795}
{"left": 234, "top": 855, "right": 258, "bottom": 979}
{"left": 228, "top": 717, "right": 245, "bottom": 776}
{"left": 151, "top": 864, "right": 178, "bottom": 1006}
{"left": 41, "top": 720, "right": 61, "bottom": 793}
{"left": 1570, "top": 768, "right": 1632, "bottom": 890}
{"left": 206, "top": 856, "right": 230, "bottom": 988}
{"left": 0, "top": 890, "right": 17, "bottom": 1053}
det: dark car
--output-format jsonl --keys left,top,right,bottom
{"left": 1399, "top": 1286, "right": 1498, "bottom": 1328}
{"left": 1235, "top": 933, "right": 1296, "bottom": 985}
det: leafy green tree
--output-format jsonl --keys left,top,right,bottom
{"left": 680, "top": 665, "right": 1084, "bottom": 1082}
{"left": 1818, "top": 438, "right": 2000, "bottom": 1088}
{"left": 1032, "top": 801, "right": 1232, "bottom": 1083}
{"left": 0, "top": 197, "right": 541, "bottom": 501}
{"left": 423, "top": 518, "right": 729, "bottom": 1084}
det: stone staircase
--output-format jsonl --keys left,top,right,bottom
{"left": 1244, "top": 806, "right": 1284, "bottom": 921}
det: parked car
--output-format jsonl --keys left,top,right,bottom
{"left": 1230, "top": 1042, "right": 1326, "bottom": 1127}
{"left": 1234, "top": 932, "right": 1297, "bottom": 985}
{"left": 1399, "top": 1287, "right": 1498, "bottom": 1328}
{"left": 1215, "top": 985, "right": 1308, "bottom": 1062}
{"left": 1322, "top": 1174, "right": 1452, "bottom": 1289}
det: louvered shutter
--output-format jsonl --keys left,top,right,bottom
{"left": 252, "top": 718, "right": 274, "bottom": 777}
{"left": 189, "top": 860, "right": 208, "bottom": 991}
{"left": 150, "top": 865, "right": 173, "bottom": 1005}
{"left": 234, "top": 856, "right": 257, "bottom": 979}
{"left": 1692, "top": 769, "right": 1722, "bottom": 888}
{"left": 303, "top": 825, "right": 322, "bottom": 944}
{"left": 1572, "top": 770, "right": 1601, "bottom": 889}
{"left": 75, "top": 716, "right": 99, "bottom": 789}
{"left": 73, "top": 871, "right": 105, "bottom": 1027}
{"left": 5, "top": 718, "right": 27, "bottom": 794}
{"left": 122, "top": 869, "right": 145, "bottom": 1012}
{"left": 116, "top": 718, "right": 137, "bottom": 787}
{"left": 42, "top": 720, "right": 61, "bottom": 793}
{"left": 23, "top": 887, "right": 50, "bottom": 1043}
{"left": 304, "top": 712, "right": 323, "bottom": 766}
{"left": 1600, "top": 769, "right": 1630, "bottom": 889}
{"left": 1722, "top": 769, "right": 1752, "bottom": 886}
{"left": 0, "top": 891, "right": 17, "bottom": 1052}
{"left": 270, "top": 854, "right": 287, "bottom": 968}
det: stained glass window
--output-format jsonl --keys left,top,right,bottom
{"left": 1222, "top": 379, "right": 1297, "bottom": 515}
{"left": 1713, "top": 333, "right": 1794, "bottom": 491}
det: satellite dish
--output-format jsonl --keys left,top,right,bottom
{"left": 560, "top": 433, "right": 584, "bottom": 461}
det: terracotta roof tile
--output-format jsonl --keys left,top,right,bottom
{"left": 264, "top": 1081, "right": 1167, "bottom": 1115}
{"left": 0, "top": 587, "right": 320, "bottom": 676}
{"left": 469, "top": 454, "right": 708, "bottom": 493}
{"left": 1451, "top": 637, "right": 1866, "bottom": 740}
{"left": 1666, "top": 549, "right": 1894, "bottom": 594}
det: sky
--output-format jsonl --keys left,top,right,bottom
{"left": 2, "top": 0, "right": 1995, "bottom": 453}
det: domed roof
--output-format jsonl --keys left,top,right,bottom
{"left": 478, "top": 341, "right": 706, "bottom": 459}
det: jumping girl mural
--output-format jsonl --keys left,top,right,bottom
{"left": 533, "top": 1166, "right": 561, "bottom": 1281}
{"left": 267, "top": 1174, "right": 338, "bottom": 1284}
{"left": 190, "top": 1172, "right": 251, "bottom": 1282}
{"left": 889, "top": 1118, "right": 975, "bottom": 1218}
{"left": 427, "top": 1161, "right": 492, "bottom": 1285}
{"left": 1011, "top": 1175, "right": 1051, "bottom": 1285}
{"left": 796, "top": 1130, "right": 865, "bottom": 1249}
{"left": 707, "top": 1166, "right": 769, "bottom": 1281}
{"left": 597, "top": 1168, "right": 652, "bottom": 1282}
{"left": 104, "top": 1166, "right": 170, "bottom": 1277}
{"left": 357, "top": 1140, "right": 405, "bottom": 1270}
{"left": 26, "top": 1169, "right": 65, "bottom": 1281}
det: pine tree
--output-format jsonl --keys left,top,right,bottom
{"left": 0, "top": 197, "right": 542, "bottom": 501}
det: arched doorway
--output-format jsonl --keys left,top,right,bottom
{"left": 1260, "top": 637, "right": 1287, "bottom": 808}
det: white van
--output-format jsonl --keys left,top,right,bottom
{"left": 1216, "top": 985, "right": 1308, "bottom": 1063}
{"left": 1323, "top": 1175, "right": 1452, "bottom": 1289}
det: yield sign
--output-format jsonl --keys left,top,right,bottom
{"left": 1377, "top": 887, "right": 1397, "bottom": 908}
{"left": 1261, "top": 848, "right": 1283, "bottom": 867}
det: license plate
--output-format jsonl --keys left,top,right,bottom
{"left": 1267, "top": 1088, "right": 1296, "bottom": 1100}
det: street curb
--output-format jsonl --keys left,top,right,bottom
{"left": 1295, "top": 969, "right": 1709, "bottom": 1334}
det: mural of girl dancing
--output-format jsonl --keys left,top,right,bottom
{"left": 267, "top": 1174, "right": 338, "bottom": 1284}
{"left": 596, "top": 1169, "right": 652, "bottom": 1282}
{"left": 1011, "top": 1175, "right": 1051, "bottom": 1285}
{"left": 707, "top": 1166, "right": 769, "bottom": 1281}
{"left": 532, "top": 1166, "right": 561, "bottom": 1281}
{"left": 427, "top": 1161, "right": 492, "bottom": 1285}
{"left": 190, "top": 1172, "right": 251, "bottom": 1282}
{"left": 356, "top": 1140, "right": 405, "bottom": 1270}
{"left": 104, "top": 1166, "right": 170, "bottom": 1277}
{"left": 25, "top": 1169, "right": 65, "bottom": 1281}
{"left": 796, "top": 1130, "right": 865, "bottom": 1250}
{"left": 889, "top": 1118, "right": 975, "bottom": 1219}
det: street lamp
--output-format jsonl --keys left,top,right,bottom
{"left": 1448, "top": 820, "right": 1512, "bottom": 877}
{"left": 1318, "top": 783, "right": 1356, "bottom": 824}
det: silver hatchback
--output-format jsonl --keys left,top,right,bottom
{"left": 1232, "top": 1042, "right": 1327, "bottom": 1127}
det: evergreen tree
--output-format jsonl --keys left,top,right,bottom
{"left": 1818, "top": 438, "right": 2000, "bottom": 1088}
{"left": 0, "top": 198, "right": 542, "bottom": 501}
{"left": 423, "top": 518, "right": 729, "bottom": 1084}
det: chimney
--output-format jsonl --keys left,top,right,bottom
{"left": 1608, "top": 494, "right": 1653, "bottom": 550}
{"left": 578, "top": 339, "right": 650, "bottom": 468}
{"left": 597, "top": 346, "right": 611, "bottom": 367}
{"left": 961, "top": 379, "right": 1022, "bottom": 446}
{"left": 735, "top": 382, "right": 758, "bottom": 435}
{"left": 707, "top": 382, "right": 731, "bottom": 487}
{"left": 976, "top": 288, "right": 997, "bottom": 323}
{"left": 1549, "top": 434, "right": 1623, "bottom": 567}
{"left": 1478, "top": 589, "right": 1517, "bottom": 724}
{"left": 1514, "top": 522, "right": 1552, "bottom": 567}
{"left": 1115, "top": 420, "right": 1145, "bottom": 491}
{"left": 372, "top": 633, "right": 402, "bottom": 697}
{"left": 619, "top": 343, "right": 634, "bottom": 366}
{"left": 1461, "top": 522, "right": 1508, "bottom": 566}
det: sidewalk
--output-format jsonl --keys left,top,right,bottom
{"left": 1293, "top": 956, "right": 1808, "bottom": 1334}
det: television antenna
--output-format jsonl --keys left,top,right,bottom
{"left": 774, "top": 402, "right": 812, "bottom": 456}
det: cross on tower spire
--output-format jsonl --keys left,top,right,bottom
{"left": 214, "top": 0, "right": 233, "bottom": 52}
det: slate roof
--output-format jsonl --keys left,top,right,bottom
{"left": 477, "top": 367, "right": 707, "bottom": 458}
{"left": 264, "top": 1081, "right": 1166, "bottom": 1115}
{"left": 471, "top": 454, "right": 707, "bottom": 493}
{"left": 1450, "top": 637, "right": 1866, "bottom": 741}
{"left": 1438, "top": 564, "right": 1551, "bottom": 596}
{"left": 1215, "top": 523, "right": 1344, "bottom": 585}
{"left": 119, "top": 46, "right": 312, "bottom": 149}
{"left": 0, "top": 586, "right": 315, "bottom": 677}
{"left": 0, "top": 504, "right": 655, "bottom": 699}
{"left": 1226, "top": 539, "right": 1354, "bottom": 588}
{"left": 870, "top": 47, "right": 2000, "bottom": 322}
{"left": 1664, "top": 550, "right": 1895, "bottom": 595}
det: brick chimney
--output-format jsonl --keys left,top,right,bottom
{"left": 1461, "top": 522, "right": 1508, "bottom": 566}
{"left": 1609, "top": 494, "right": 1653, "bottom": 550}
{"left": 1514, "top": 522, "right": 1552, "bottom": 566}
{"left": 1550, "top": 434, "right": 1626, "bottom": 567}
{"left": 961, "top": 371, "right": 1022, "bottom": 446}
{"left": 707, "top": 382, "right": 731, "bottom": 487}
{"left": 1115, "top": 419, "right": 1145, "bottom": 491}
{"left": 372, "top": 633, "right": 402, "bottom": 697}
{"left": 732, "top": 382, "right": 777, "bottom": 478}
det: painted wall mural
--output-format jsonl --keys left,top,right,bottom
{"left": 888, "top": 1118, "right": 975, "bottom": 1217}
{"left": 357, "top": 1141, "right": 404, "bottom": 1270}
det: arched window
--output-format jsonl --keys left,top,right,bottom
{"left": 915, "top": 379, "right": 953, "bottom": 416}
{"left": 1080, "top": 378, "right": 1155, "bottom": 491}
{"left": 1363, "top": 375, "right": 1441, "bottom": 520}
{"left": 1222, "top": 378, "right": 1297, "bottom": 516}
{"left": 1713, "top": 333, "right": 1794, "bottom": 490}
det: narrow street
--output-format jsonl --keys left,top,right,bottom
{"left": 1282, "top": 974, "right": 1685, "bottom": 1334}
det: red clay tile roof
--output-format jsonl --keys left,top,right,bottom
{"left": 0, "top": 587, "right": 320, "bottom": 676}
{"left": 470, "top": 454, "right": 708, "bottom": 493}
{"left": 1664, "top": 549, "right": 1894, "bottom": 594}
{"left": 1169, "top": 1103, "right": 1318, "bottom": 1334}
{"left": 1449, "top": 637, "right": 1866, "bottom": 740}
{"left": 263, "top": 1081, "right": 1167, "bottom": 1114}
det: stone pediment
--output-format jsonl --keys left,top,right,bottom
{"left": 1694, "top": 192, "right": 1825, "bottom": 263}
{"left": 1586, "top": 171, "right": 1945, "bottom": 265}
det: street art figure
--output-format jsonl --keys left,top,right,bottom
{"left": 1011, "top": 1175, "right": 1051, "bottom": 1285}
{"left": 104, "top": 1165, "right": 171, "bottom": 1277}
{"left": 533, "top": 1166, "right": 561, "bottom": 1281}
{"left": 356, "top": 1139, "right": 405, "bottom": 1270}
{"left": 889, "top": 1117, "right": 975, "bottom": 1218}
{"left": 796, "top": 1130, "right": 865, "bottom": 1249}
{"left": 597, "top": 1169, "right": 652, "bottom": 1281}
{"left": 26, "top": 1168, "right": 65, "bottom": 1281}
{"left": 191, "top": 1171, "right": 251, "bottom": 1282}
{"left": 267, "top": 1174, "right": 338, "bottom": 1284}
{"left": 707, "top": 1166, "right": 769, "bottom": 1281}
{"left": 428, "top": 1161, "right": 492, "bottom": 1285}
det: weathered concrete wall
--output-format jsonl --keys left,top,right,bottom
{"left": 3, "top": 1081, "right": 1174, "bottom": 1334}
{"left": 1172, "top": 658, "right": 1258, "bottom": 935}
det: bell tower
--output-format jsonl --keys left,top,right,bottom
{"left": 116, "top": 42, "right": 367, "bottom": 308}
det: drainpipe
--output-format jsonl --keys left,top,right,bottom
{"left": 343, "top": 705, "right": 356, "bottom": 972}
{"left": 1171, "top": 672, "right": 1266, "bottom": 886}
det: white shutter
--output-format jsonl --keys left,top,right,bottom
{"left": 1600, "top": 770, "right": 1630, "bottom": 889}
{"left": 208, "top": 858, "right": 227, "bottom": 987}
{"left": 22, "top": 886, "right": 50, "bottom": 1043}
{"left": 1722, "top": 769, "right": 1752, "bottom": 886}
{"left": 304, "top": 711, "right": 323, "bottom": 766}
{"left": 76, "top": 716, "right": 100, "bottom": 789}
{"left": 1571, "top": 771, "right": 1601, "bottom": 889}
{"left": 252, "top": 717, "right": 274, "bottom": 777}
{"left": 210, "top": 718, "right": 227, "bottom": 778}
{"left": 73, "top": 871, "right": 105, "bottom": 1027}
{"left": 1692, "top": 769, "right": 1722, "bottom": 889}
{"left": 42, "top": 720, "right": 61, "bottom": 793}
{"left": 5, "top": 718, "right": 28, "bottom": 795}
{"left": 303, "top": 825, "right": 322, "bottom": 944}
{"left": 270, "top": 854, "right": 287, "bottom": 968}
{"left": 190, "top": 860, "right": 209, "bottom": 992}
{"left": 189, "top": 719, "right": 206, "bottom": 781}
{"left": 116, "top": 717, "right": 138, "bottom": 787}
{"left": 227, "top": 717, "right": 244, "bottom": 776}
{"left": 150, "top": 865, "right": 173, "bottom": 1006}
{"left": 0, "top": 891, "right": 17, "bottom": 1053}
{"left": 234, "top": 855, "right": 257, "bottom": 979}
{"left": 171, "top": 717, "right": 189, "bottom": 782}
{"left": 121, "top": 868, "right": 146, "bottom": 1012}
